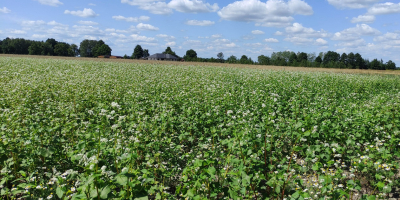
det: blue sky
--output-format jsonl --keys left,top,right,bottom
{"left": 0, "top": 0, "right": 400, "bottom": 62}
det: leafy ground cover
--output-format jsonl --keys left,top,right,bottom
{"left": 0, "top": 57, "right": 400, "bottom": 200}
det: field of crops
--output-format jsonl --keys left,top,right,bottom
{"left": 1, "top": 57, "right": 400, "bottom": 200}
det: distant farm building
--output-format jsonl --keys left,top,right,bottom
{"left": 98, "top": 55, "right": 123, "bottom": 59}
{"left": 146, "top": 53, "right": 179, "bottom": 61}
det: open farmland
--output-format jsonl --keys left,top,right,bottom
{"left": 1, "top": 56, "right": 400, "bottom": 200}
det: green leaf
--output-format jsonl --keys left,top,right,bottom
{"left": 100, "top": 185, "right": 111, "bottom": 199}
{"left": 134, "top": 196, "right": 149, "bottom": 200}
{"left": 155, "top": 193, "right": 161, "bottom": 200}
{"left": 275, "top": 186, "right": 280, "bottom": 194}
{"left": 56, "top": 187, "right": 64, "bottom": 198}
{"left": 116, "top": 175, "right": 128, "bottom": 186}
{"left": 303, "top": 131, "right": 310, "bottom": 136}
{"left": 366, "top": 195, "right": 376, "bottom": 200}
{"left": 292, "top": 191, "right": 300, "bottom": 199}
{"left": 19, "top": 171, "right": 26, "bottom": 177}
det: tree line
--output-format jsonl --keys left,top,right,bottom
{"left": 1, "top": 37, "right": 397, "bottom": 70}
{"left": 0, "top": 37, "right": 112, "bottom": 57}
{"left": 181, "top": 49, "right": 397, "bottom": 70}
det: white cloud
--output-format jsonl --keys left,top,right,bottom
{"left": 226, "top": 43, "right": 237, "bottom": 48}
{"left": 315, "top": 38, "right": 328, "bottom": 45}
{"left": 285, "top": 23, "right": 329, "bottom": 38}
{"left": 264, "top": 38, "right": 279, "bottom": 42}
{"left": 78, "top": 20, "right": 99, "bottom": 25}
{"left": 112, "top": 15, "right": 150, "bottom": 22}
{"left": 121, "top": 0, "right": 173, "bottom": 15}
{"left": 274, "top": 31, "right": 283, "bottom": 35}
{"left": 10, "top": 30, "right": 27, "bottom": 34}
{"left": 168, "top": 0, "right": 219, "bottom": 13}
{"left": 136, "top": 23, "right": 159, "bottom": 31}
{"left": 218, "top": 0, "right": 313, "bottom": 27}
{"left": 47, "top": 21, "right": 68, "bottom": 26}
{"left": 251, "top": 30, "right": 264, "bottom": 35}
{"left": 185, "top": 20, "right": 215, "bottom": 26}
{"left": 211, "top": 34, "right": 222, "bottom": 38}
{"left": 284, "top": 36, "right": 313, "bottom": 44}
{"left": 32, "top": 34, "right": 47, "bottom": 39}
{"left": 351, "top": 15, "right": 375, "bottom": 23}
{"left": 130, "top": 34, "right": 157, "bottom": 42}
{"left": 35, "top": 0, "right": 63, "bottom": 7}
{"left": 166, "top": 41, "right": 176, "bottom": 46}
{"left": 89, "top": 3, "right": 96, "bottom": 6}
{"left": 332, "top": 24, "right": 381, "bottom": 41}
{"left": 0, "top": 7, "right": 11, "bottom": 13}
{"left": 22, "top": 20, "right": 46, "bottom": 26}
{"left": 336, "top": 39, "right": 366, "bottom": 47}
{"left": 374, "top": 32, "right": 400, "bottom": 42}
{"left": 327, "top": 0, "right": 381, "bottom": 9}
{"left": 64, "top": 8, "right": 99, "bottom": 18}
{"left": 156, "top": 34, "right": 175, "bottom": 42}
{"left": 367, "top": 2, "right": 400, "bottom": 15}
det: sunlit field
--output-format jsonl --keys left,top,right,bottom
{"left": 1, "top": 56, "right": 399, "bottom": 200}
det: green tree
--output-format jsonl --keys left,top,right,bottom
{"left": 386, "top": 60, "right": 396, "bottom": 70}
{"left": 69, "top": 44, "right": 79, "bottom": 57}
{"left": 370, "top": 59, "right": 380, "bottom": 70}
{"left": 41, "top": 42, "right": 54, "bottom": 56}
{"left": 347, "top": 52, "right": 355, "bottom": 69}
{"left": 143, "top": 49, "right": 150, "bottom": 58}
{"left": 95, "top": 44, "right": 112, "bottom": 57}
{"left": 340, "top": 53, "right": 348, "bottom": 66}
{"left": 184, "top": 49, "right": 197, "bottom": 61}
{"left": 54, "top": 42, "right": 70, "bottom": 56}
{"left": 323, "top": 51, "right": 340, "bottom": 64}
{"left": 217, "top": 52, "right": 224, "bottom": 62}
{"left": 240, "top": 55, "right": 249, "bottom": 64}
{"left": 163, "top": 46, "right": 178, "bottom": 57}
{"left": 132, "top": 44, "right": 144, "bottom": 59}
{"left": 79, "top": 39, "right": 98, "bottom": 57}
{"left": 289, "top": 52, "right": 298, "bottom": 66}
{"left": 28, "top": 41, "right": 43, "bottom": 55}
{"left": 227, "top": 55, "right": 237, "bottom": 63}
{"left": 92, "top": 40, "right": 106, "bottom": 57}
{"left": 354, "top": 53, "right": 365, "bottom": 69}
{"left": 258, "top": 55, "right": 270, "bottom": 65}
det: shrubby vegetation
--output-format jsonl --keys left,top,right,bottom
{"left": 1, "top": 57, "right": 399, "bottom": 199}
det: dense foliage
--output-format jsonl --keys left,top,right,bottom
{"left": 0, "top": 57, "right": 400, "bottom": 200}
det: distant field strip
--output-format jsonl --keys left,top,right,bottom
{"left": 0, "top": 57, "right": 400, "bottom": 199}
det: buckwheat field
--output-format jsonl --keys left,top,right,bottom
{"left": 1, "top": 57, "right": 399, "bottom": 200}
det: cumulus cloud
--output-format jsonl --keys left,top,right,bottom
{"left": 264, "top": 38, "right": 279, "bottom": 42}
{"left": 78, "top": 20, "right": 99, "bottom": 25}
{"left": 136, "top": 23, "right": 159, "bottom": 31}
{"left": 332, "top": 24, "right": 381, "bottom": 41}
{"left": 185, "top": 20, "right": 215, "bottom": 26}
{"left": 315, "top": 38, "right": 328, "bottom": 45}
{"left": 285, "top": 23, "right": 329, "bottom": 38}
{"left": 251, "top": 30, "right": 264, "bottom": 35}
{"left": 327, "top": 0, "right": 381, "bottom": 9}
{"left": 284, "top": 36, "right": 313, "bottom": 45}
{"left": 32, "top": 34, "right": 47, "bottom": 39}
{"left": 10, "top": 30, "right": 27, "bottom": 34}
{"left": 211, "top": 34, "right": 222, "bottom": 38}
{"left": 112, "top": 15, "right": 150, "bottom": 22}
{"left": 121, "top": 0, "right": 173, "bottom": 14}
{"left": 218, "top": 0, "right": 313, "bottom": 27}
{"left": 156, "top": 34, "right": 176, "bottom": 42}
{"left": 130, "top": 34, "right": 157, "bottom": 42}
{"left": 168, "top": 0, "right": 219, "bottom": 13}
{"left": 64, "top": 8, "right": 99, "bottom": 17}
{"left": 274, "top": 31, "right": 283, "bottom": 35}
{"left": 351, "top": 15, "right": 375, "bottom": 23}
{"left": 21, "top": 20, "right": 46, "bottom": 26}
{"left": 367, "top": 2, "right": 400, "bottom": 15}
{"left": 0, "top": 7, "right": 11, "bottom": 13}
{"left": 336, "top": 39, "right": 366, "bottom": 47}
{"left": 166, "top": 41, "right": 176, "bottom": 46}
{"left": 35, "top": 0, "right": 63, "bottom": 7}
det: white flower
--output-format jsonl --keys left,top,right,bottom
{"left": 256, "top": 134, "right": 261, "bottom": 138}
{"left": 71, "top": 187, "right": 76, "bottom": 192}
{"left": 262, "top": 103, "right": 266, "bottom": 108}
{"left": 47, "top": 194, "right": 53, "bottom": 199}
{"left": 111, "top": 102, "right": 120, "bottom": 108}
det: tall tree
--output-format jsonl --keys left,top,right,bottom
{"left": 227, "top": 55, "right": 237, "bottom": 63}
{"left": 240, "top": 55, "right": 248, "bottom": 64}
{"left": 347, "top": 52, "right": 355, "bottom": 69}
{"left": 0, "top": 39, "right": 2, "bottom": 53}
{"left": 143, "top": 49, "right": 150, "bottom": 58}
{"left": 340, "top": 53, "right": 348, "bottom": 66}
{"left": 132, "top": 44, "right": 144, "bottom": 59}
{"left": 386, "top": 60, "right": 396, "bottom": 70}
{"left": 354, "top": 53, "right": 365, "bottom": 69}
{"left": 217, "top": 52, "right": 224, "bottom": 62}
{"left": 289, "top": 52, "right": 298, "bottom": 65}
{"left": 54, "top": 42, "right": 71, "bottom": 56}
{"left": 163, "top": 46, "right": 178, "bottom": 57}
{"left": 95, "top": 44, "right": 112, "bottom": 57}
{"left": 69, "top": 44, "right": 79, "bottom": 57}
{"left": 92, "top": 40, "right": 106, "bottom": 57}
{"left": 258, "top": 55, "right": 270, "bottom": 65}
{"left": 184, "top": 49, "right": 197, "bottom": 61}
{"left": 28, "top": 41, "right": 43, "bottom": 55}
{"left": 79, "top": 39, "right": 98, "bottom": 57}
{"left": 323, "top": 51, "right": 340, "bottom": 64}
